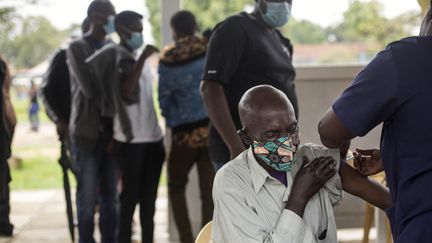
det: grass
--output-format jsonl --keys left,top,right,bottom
{"left": 12, "top": 95, "right": 50, "bottom": 124}
{"left": 9, "top": 87, "right": 167, "bottom": 191}
{"left": 10, "top": 154, "right": 74, "bottom": 190}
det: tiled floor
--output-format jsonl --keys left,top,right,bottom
{"left": 0, "top": 188, "right": 376, "bottom": 243}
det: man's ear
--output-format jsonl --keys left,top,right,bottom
{"left": 238, "top": 129, "right": 253, "bottom": 146}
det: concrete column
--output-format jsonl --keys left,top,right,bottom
{"left": 161, "top": 0, "right": 182, "bottom": 46}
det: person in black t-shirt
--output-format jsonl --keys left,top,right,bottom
{"left": 200, "top": 0, "right": 298, "bottom": 170}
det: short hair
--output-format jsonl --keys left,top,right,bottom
{"left": 87, "top": 0, "right": 115, "bottom": 17}
{"left": 81, "top": 17, "right": 90, "bottom": 34}
{"left": 170, "top": 10, "right": 198, "bottom": 36}
{"left": 115, "top": 10, "right": 143, "bottom": 29}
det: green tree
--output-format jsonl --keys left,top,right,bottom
{"left": 339, "top": 0, "right": 388, "bottom": 43}
{"left": 8, "top": 16, "right": 68, "bottom": 68}
{"left": 146, "top": 0, "right": 161, "bottom": 47}
{"left": 327, "top": 0, "right": 421, "bottom": 47}
{"left": 146, "top": 0, "right": 252, "bottom": 46}
{"left": 282, "top": 19, "right": 327, "bottom": 44}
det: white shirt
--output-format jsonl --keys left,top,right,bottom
{"left": 113, "top": 61, "right": 163, "bottom": 143}
{"left": 212, "top": 143, "right": 343, "bottom": 243}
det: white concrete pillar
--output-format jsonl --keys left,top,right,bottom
{"left": 161, "top": 0, "right": 182, "bottom": 46}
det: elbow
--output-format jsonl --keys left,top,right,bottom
{"left": 318, "top": 120, "right": 340, "bottom": 149}
{"left": 200, "top": 80, "right": 222, "bottom": 101}
{"left": 200, "top": 80, "right": 209, "bottom": 99}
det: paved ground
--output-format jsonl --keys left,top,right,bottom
{"left": 0, "top": 187, "right": 377, "bottom": 243}
{"left": 0, "top": 188, "right": 170, "bottom": 243}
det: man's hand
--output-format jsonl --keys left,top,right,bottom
{"left": 56, "top": 120, "right": 68, "bottom": 141}
{"left": 286, "top": 156, "right": 337, "bottom": 217}
{"left": 141, "top": 45, "right": 159, "bottom": 59}
{"left": 353, "top": 149, "right": 384, "bottom": 176}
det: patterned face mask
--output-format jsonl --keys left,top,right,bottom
{"left": 253, "top": 135, "right": 298, "bottom": 172}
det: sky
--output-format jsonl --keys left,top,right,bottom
{"left": 0, "top": 0, "right": 422, "bottom": 42}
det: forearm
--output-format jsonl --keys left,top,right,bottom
{"left": 285, "top": 196, "right": 308, "bottom": 218}
{"left": 121, "top": 54, "right": 148, "bottom": 99}
{"left": 200, "top": 81, "right": 244, "bottom": 151}
{"left": 340, "top": 161, "right": 391, "bottom": 210}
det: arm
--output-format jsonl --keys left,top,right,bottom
{"left": 318, "top": 108, "right": 355, "bottom": 149}
{"left": 157, "top": 68, "right": 172, "bottom": 120}
{"left": 200, "top": 80, "right": 245, "bottom": 159}
{"left": 339, "top": 161, "right": 391, "bottom": 210}
{"left": 201, "top": 19, "right": 247, "bottom": 159}
{"left": 121, "top": 45, "right": 158, "bottom": 100}
{"left": 1, "top": 62, "right": 16, "bottom": 137}
{"left": 319, "top": 48, "right": 399, "bottom": 149}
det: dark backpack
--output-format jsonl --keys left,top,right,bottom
{"left": 41, "top": 49, "right": 71, "bottom": 123}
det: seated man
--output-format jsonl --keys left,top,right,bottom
{"left": 212, "top": 85, "right": 391, "bottom": 243}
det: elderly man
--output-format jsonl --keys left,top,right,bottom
{"left": 212, "top": 85, "right": 390, "bottom": 243}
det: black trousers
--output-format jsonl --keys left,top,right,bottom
{"left": 0, "top": 159, "right": 13, "bottom": 234}
{"left": 118, "top": 140, "right": 165, "bottom": 243}
{"left": 168, "top": 140, "right": 215, "bottom": 243}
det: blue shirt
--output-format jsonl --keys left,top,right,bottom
{"left": 332, "top": 36, "right": 432, "bottom": 242}
{"left": 158, "top": 58, "right": 208, "bottom": 128}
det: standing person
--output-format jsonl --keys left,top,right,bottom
{"left": 86, "top": 11, "right": 164, "bottom": 243}
{"left": 318, "top": 5, "right": 432, "bottom": 242}
{"left": 158, "top": 10, "right": 214, "bottom": 243}
{"left": 28, "top": 80, "right": 39, "bottom": 132}
{"left": 43, "top": 17, "right": 91, "bottom": 145}
{"left": 201, "top": 0, "right": 298, "bottom": 170}
{"left": 0, "top": 55, "right": 16, "bottom": 237}
{"left": 66, "top": 1, "right": 118, "bottom": 242}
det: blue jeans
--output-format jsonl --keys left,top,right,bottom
{"left": 71, "top": 139, "right": 119, "bottom": 243}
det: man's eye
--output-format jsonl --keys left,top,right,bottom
{"left": 264, "top": 133, "right": 279, "bottom": 140}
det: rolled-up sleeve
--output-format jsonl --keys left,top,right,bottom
{"left": 301, "top": 143, "right": 343, "bottom": 206}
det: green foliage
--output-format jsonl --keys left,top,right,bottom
{"left": 146, "top": 0, "right": 253, "bottom": 46}
{"left": 0, "top": 0, "right": 69, "bottom": 69}
{"left": 8, "top": 16, "right": 68, "bottom": 68}
{"left": 327, "top": 0, "right": 421, "bottom": 48}
{"left": 184, "top": 0, "right": 252, "bottom": 31}
{"left": 146, "top": 0, "right": 161, "bottom": 47}
{"left": 282, "top": 19, "right": 327, "bottom": 44}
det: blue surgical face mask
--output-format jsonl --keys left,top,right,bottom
{"left": 103, "top": 15, "right": 115, "bottom": 35}
{"left": 126, "top": 32, "right": 144, "bottom": 50}
{"left": 260, "top": 0, "right": 292, "bottom": 28}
